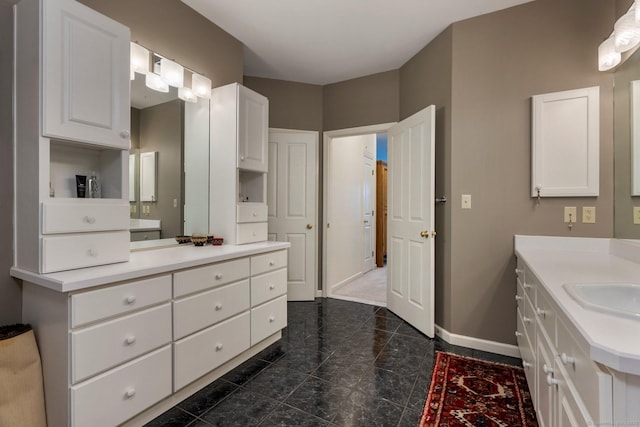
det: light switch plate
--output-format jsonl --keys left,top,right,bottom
{"left": 634, "top": 207, "right": 640, "bottom": 225}
{"left": 461, "top": 194, "right": 471, "bottom": 209}
{"left": 564, "top": 207, "right": 577, "bottom": 223}
{"left": 582, "top": 207, "right": 596, "bottom": 224}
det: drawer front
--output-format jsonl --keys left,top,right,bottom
{"left": 556, "top": 316, "right": 612, "bottom": 424}
{"left": 251, "top": 250, "right": 288, "bottom": 276}
{"left": 535, "top": 286, "right": 556, "bottom": 347}
{"left": 237, "top": 222, "right": 268, "bottom": 244}
{"left": 556, "top": 365, "right": 594, "bottom": 427}
{"left": 71, "top": 345, "right": 172, "bottom": 427}
{"left": 174, "top": 312, "right": 250, "bottom": 391}
{"left": 251, "top": 295, "right": 287, "bottom": 346}
{"left": 515, "top": 257, "right": 526, "bottom": 285}
{"left": 41, "top": 231, "right": 130, "bottom": 273}
{"left": 174, "top": 257, "right": 250, "bottom": 297}
{"left": 130, "top": 230, "right": 161, "bottom": 241}
{"left": 516, "top": 277, "right": 526, "bottom": 313}
{"left": 251, "top": 268, "right": 287, "bottom": 307}
{"left": 522, "top": 267, "right": 537, "bottom": 303}
{"left": 237, "top": 203, "right": 268, "bottom": 223}
{"left": 173, "top": 279, "right": 250, "bottom": 340}
{"left": 516, "top": 309, "right": 535, "bottom": 400}
{"left": 523, "top": 294, "right": 536, "bottom": 344}
{"left": 41, "top": 201, "right": 129, "bottom": 234}
{"left": 71, "top": 303, "right": 172, "bottom": 383}
{"left": 71, "top": 275, "right": 171, "bottom": 327}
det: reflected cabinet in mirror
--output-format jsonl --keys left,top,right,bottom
{"left": 129, "top": 72, "right": 210, "bottom": 242}
{"left": 614, "top": 47, "right": 640, "bottom": 238}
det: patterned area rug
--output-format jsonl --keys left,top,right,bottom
{"left": 419, "top": 352, "right": 537, "bottom": 427}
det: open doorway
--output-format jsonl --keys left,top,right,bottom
{"left": 323, "top": 124, "right": 393, "bottom": 306}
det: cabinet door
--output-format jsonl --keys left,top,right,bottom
{"left": 536, "top": 333, "right": 556, "bottom": 427}
{"left": 237, "top": 85, "right": 268, "bottom": 172}
{"left": 42, "top": 0, "right": 130, "bottom": 149}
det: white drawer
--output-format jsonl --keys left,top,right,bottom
{"left": 71, "top": 275, "right": 171, "bottom": 327}
{"left": 237, "top": 203, "right": 268, "bottom": 223}
{"left": 130, "top": 230, "right": 161, "bottom": 241}
{"left": 535, "top": 285, "right": 556, "bottom": 347}
{"left": 523, "top": 293, "right": 536, "bottom": 344}
{"left": 71, "top": 345, "right": 172, "bottom": 427}
{"left": 41, "top": 231, "right": 130, "bottom": 273}
{"left": 42, "top": 201, "right": 129, "bottom": 234}
{"left": 174, "top": 258, "right": 250, "bottom": 298}
{"left": 516, "top": 308, "right": 535, "bottom": 398}
{"left": 251, "top": 295, "right": 287, "bottom": 346}
{"left": 251, "top": 250, "right": 288, "bottom": 276}
{"left": 251, "top": 268, "right": 287, "bottom": 307}
{"left": 173, "top": 279, "right": 250, "bottom": 340}
{"left": 174, "top": 312, "right": 250, "bottom": 391}
{"left": 71, "top": 303, "right": 172, "bottom": 383}
{"left": 236, "top": 222, "right": 268, "bottom": 244}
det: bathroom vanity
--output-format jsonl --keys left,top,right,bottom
{"left": 515, "top": 235, "right": 640, "bottom": 427}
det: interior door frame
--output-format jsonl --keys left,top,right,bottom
{"left": 322, "top": 123, "right": 396, "bottom": 298}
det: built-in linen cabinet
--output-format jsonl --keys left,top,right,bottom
{"left": 14, "top": 0, "right": 130, "bottom": 273}
{"left": 210, "top": 83, "right": 269, "bottom": 244}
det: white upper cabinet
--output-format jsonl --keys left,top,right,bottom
{"left": 237, "top": 85, "right": 268, "bottom": 172}
{"left": 42, "top": 0, "right": 130, "bottom": 149}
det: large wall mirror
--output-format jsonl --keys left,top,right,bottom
{"left": 614, "top": 47, "right": 640, "bottom": 238}
{"left": 129, "top": 65, "right": 210, "bottom": 245}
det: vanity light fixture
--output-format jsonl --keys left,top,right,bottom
{"left": 160, "top": 57, "right": 184, "bottom": 88}
{"left": 614, "top": 7, "right": 640, "bottom": 53}
{"left": 599, "top": 35, "right": 621, "bottom": 71}
{"left": 145, "top": 72, "right": 169, "bottom": 93}
{"left": 192, "top": 73, "right": 212, "bottom": 99}
{"left": 178, "top": 87, "right": 198, "bottom": 103}
{"left": 130, "top": 42, "right": 150, "bottom": 79}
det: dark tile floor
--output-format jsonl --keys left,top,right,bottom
{"left": 145, "top": 298, "right": 522, "bottom": 427}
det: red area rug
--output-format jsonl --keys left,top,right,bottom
{"left": 419, "top": 352, "right": 538, "bottom": 427}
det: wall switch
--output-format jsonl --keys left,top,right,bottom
{"left": 634, "top": 207, "right": 640, "bottom": 225}
{"left": 582, "top": 207, "right": 596, "bottom": 224}
{"left": 564, "top": 207, "right": 577, "bottom": 223}
{"left": 461, "top": 194, "right": 472, "bottom": 209}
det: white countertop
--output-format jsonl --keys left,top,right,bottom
{"left": 11, "top": 241, "right": 290, "bottom": 293}
{"left": 515, "top": 235, "right": 640, "bottom": 375}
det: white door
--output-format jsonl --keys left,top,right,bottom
{"left": 363, "top": 156, "right": 376, "bottom": 273}
{"left": 387, "top": 105, "right": 436, "bottom": 337}
{"left": 267, "top": 129, "right": 318, "bottom": 301}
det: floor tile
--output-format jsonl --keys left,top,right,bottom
{"left": 257, "top": 403, "right": 331, "bottom": 426}
{"left": 144, "top": 407, "right": 198, "bottom": 427}
{"left": 332, "top": 389, "right": 405, "bottom": 427}
{"left": 177, "top": 379, "right": 238, "bottom": 418}
{"left": 220, "top": 358, "right": 270, "bottom": 386}
{"left": 356, "top": 365, "right": 416, "bottom": 406}
{"left": 398, "top": 406, "right": 423, "bottom": 427}
{"left": 198, "top": 388, "right": 278, "bottom": 426}
{"left": 245, "top": 363, "right": 309, "bottom": 401}
{"left": 284, "top": 376, "right": 352, "bottom": 422}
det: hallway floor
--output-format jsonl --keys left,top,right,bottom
{"left": 332, "top": 267, "right": 387, "bottom": 306}
{"left": 145, "top": 298, "right": 521, "bottom": 427}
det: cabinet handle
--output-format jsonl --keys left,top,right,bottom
{"left": 515, "top": 331, "right": 523, "bottom": 338}
{"left": 523, "top": 283, "right": 534, "bottom": 290}
{"left": 83, "top": 216, "right": 96, "bottom": 224}
{"left": 515, "top": 295, "right": 524, "bottom": 302}
{"left": 124, "top": 336, "right": 136, "bottom": 346}
{"left": 125, "top": 295, "right": 136, "bottom": 305}
{"left": 536, "top": 307, "right": 546, "bottom": 318}
{"left": 515, "top": 268, "right": 523, "bottom": 275}
{"left": 546, "top": 373, "right": 559, "bottom": 386}
{"left": 561, "top": 353, "right": 576, "bottom": 365}
{"left": 522, "top": 316, "right": 532, "bottom": 324}
{"left": 124, "top": 388, "right": 136, "bottom": 399}
{"left": 87, "top": 248, "right": 98, "bottom": 257}
{"left": 215, "top": 273, "right": 223, "bottom": 280}
{"left": 269, "top": 316, "right": 275, "bottom": 323}
{"left": 240, "top": 155, "right": 245, "bottom": 161}
{"left": 522, "top": 360, "right": 532, "bottom": 368}
{"left": 253, "top": 212, "right": 257, "bottom": 217}
{"left": 269, "top": 260, "right": 275, "bottom": 266}
{"left": 215, "top": 303, "right": 223, "bottom": 311}
{"left": 120, "top": 130, "right": 130, "bottom": 139}
{"left": 215, "top": 343, "right": 223, "bottom": 351}
{"left": 269, "top": 284, "right": 275, "bottom": 290}
{"left": 543, "top": 363, "right": 554, "bottom": 374}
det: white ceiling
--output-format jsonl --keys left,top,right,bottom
{"left": 182, "top": 0, "right": 534, "bottom": 85}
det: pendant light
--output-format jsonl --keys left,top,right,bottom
{"left": 160, "top": 57, "right": 184, "bottom": 88}
{"left": 614, "top": 7, "right": 640, "bottom": 52}
{"left": 598, "top": 35, "right": 621, "bottom": 71}
{"left": 178, "top": 87, "right": 198, "bottom": 103}
{"left": 192, "top": 73, "right": 212, "bottom": 99}
{"left": 130, "top": 42, "right": 150, "bottom": 77}
{"left": 145, "top": 72, "right": 169, "bottom": 93}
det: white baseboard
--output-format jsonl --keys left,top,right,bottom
{"left": 434, "top": 324, "right": 521, "bottom": 358}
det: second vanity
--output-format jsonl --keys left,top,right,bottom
{"left": 515, "top": 236, "right": 640, "bottom": 427}
{"left": 11, "top": 241, "right": 290, "bottom": 427}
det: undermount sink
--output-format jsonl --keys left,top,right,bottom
{"left": 563, "top": 283, "right": 640, "bottom": 319}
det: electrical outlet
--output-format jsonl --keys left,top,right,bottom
{"left": 634, "top": 207, "right": 640, "bottom": 225}
{"left": 582, "top": 207, "right": 596, "bottom": 224}
{"left": 564, "top": 207, "right": 577, "bottom": 223}
{"left": 130, "top": 204, "right": 136, "bottom": 213}
{"left": 461, "top": 194, "right": 472, "bottom": 209}
{"left": 173, "top": 198, "right": 177, "bottom": 208}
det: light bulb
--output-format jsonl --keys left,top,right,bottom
{"left": 160, "top": 58, "right": 184, "bottom": 88}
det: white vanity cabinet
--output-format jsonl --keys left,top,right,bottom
{"left": 210, "top": 83, "right": 269, "bottom": 244}
{"left": 515, "top": 257, "right": 613, "bottom": 427}
{"left": 14, "top": 0, "right": 130, "bottom": 274}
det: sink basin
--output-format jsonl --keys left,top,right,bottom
{"left": 564, "top": 283, "right": 640, "bottom": 319}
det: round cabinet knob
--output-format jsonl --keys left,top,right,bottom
{"left": 215, "top": 273, "right": 223, "bottom": 280}
{"left": 522, "top": 361, "right": 532, "bottom": 368}
{"left": 124, "top": 388, "right": 136, "bottom": 399}
{"left": 125, "top": 295, "right": 136, "bottom": 305}
{"left": 120, "top": 130, "right": 130, "bottom": 139}
{"left": 546, "top": 374, "right": 559, "bottom": 386}
{"left": 87, "top": 248, "right": 98, "bottom": 257}
{"left": 83, "top": 216, "right": 96, "bottom": 224}
{"left": 269, "top": 261, "right": 275, "bottom": 266}
{"left": 522, "top": 316, "right": 532, "bottom": 324}
{"left": 515, "top": 268, "right": 523, "bottom": 275}
{"left": 306, "top": 224, "right": 313, "bottom": 230}
{"left": 515, "top": 331, "right": 523, "bottom": 338}
{"left": 561, "top": 353, "right": 576, "bottom": 365}
{"left": 536, "top": 307, "right": 546, "bottom": 318}
{"left": 269, "top": 316, "right": 275, "bottom": 323}
{"left": 215, "top": 343, "right": 223, "bottom": 351}
{"left": 543, "top": 364, "right": 554, "bottom": 374}
{"left": 515, "top": 295, "right": 524, "bottom": 302}
{"left": 269, "top": 284, "right": 275, "bottom": 290}
{"left": 125, "top": 336, "right": 136, "bottom": 346}
{"left": 215, "top": 303, "right": 223, "bottom": 311}
{"left": 253, "top": 212, "right": 257, "bottom": 217}
{"left": 253, "top": 232, "right": 256, "bottom": 236}
{"left": 240, "top": 155, "right": 245, "bottom": 161}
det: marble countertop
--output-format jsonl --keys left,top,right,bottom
{"left": 515, "top": 235, "right": 640, "bottom": 375}
{"left": 11, "top": 241, "right": 290, "bottom": 293}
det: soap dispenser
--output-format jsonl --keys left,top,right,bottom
{"left": 87, "top": 172, "right": 101, "bottom": 198}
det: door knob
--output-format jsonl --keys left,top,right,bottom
{"left": 307, "top": 224, "right": 313, "bottom": 229}
{"left": 420, "top": 230, "right": 429, "bottom": 238}
{"left": 431, "top": 231, "right": 437, "bottom": 238}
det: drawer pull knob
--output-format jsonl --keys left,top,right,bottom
{"left": 536, "top": 307, "right": 546, "bottom": 318}
{"left": 515, "top": 331, "right": 523, "bottom": 338}
{"left": 87, "top": 248, "right": 98, "bottom": 257}
{"left": 215, "top": 303, "right": 223, "bottom": 311}
{"left": 515, "top": 295, "right": 524, "bottom": 302}
{"left": 125, "top": 336, "right": 136, "bottom": 346}
{"left": 269, "top": 261, "right": 275, "bottom": 266}
{"left": 522, "top": 361, "right": 532, "bottom": 368}
{"left": 240, "top": 155, "right": 245, "bottom": 161}
{"left": 253, "top": 212, "right": 257, "bottom": 217}
{"left": 515, "top": 268, "right": 523, "bottom": 275}
{"left": 216, "top": 343, "right": 223, "bottom": 351}
{"left": 124, "top": 388, "right": 136, "bottom": 399}
{"left": 543, "top": 363, "right": 554, "bottom": 374}
{"left": 120, "top": 130, "right": 130, "bottom": 139}
{"left": 561, "top": 353, "right": 576, "bottom": 365}
{"left": 125, "top": 296, "right": 136, "bottom": 305}
{"left": 524, "top": 283, "right": 534, "bottom": 290}
{"left": 269, "top": 284, "right": 276, "bottom": 290}
{"left": 269, "top": 316, "right": 275, "bottom": 323}
{"left": 522, "top": 316, "right": 532, "bottom": 324}
{"left": 215, "top": 273, "right": 223, "bottom": 280}
{"left": 546, "top": 373, "right": 559, "bottom": 386}
{"left": 83, "top": 216, "right": 96, "bottom": 224}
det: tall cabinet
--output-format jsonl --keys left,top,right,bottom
{"left": 210, "top": 83, "right": 269, "bottom": 244}
{"left": 14, "top": 0, "right": 131, "bottom": 273}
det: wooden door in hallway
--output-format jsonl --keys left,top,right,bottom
{"left": 375, "top": 160, "right": 387, "bottom": 268}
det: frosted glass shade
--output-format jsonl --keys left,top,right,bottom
{"left": 145, "top": 73, "right": 169, "bottom": 93}
{"left": 614, "top": 10, "right": 640, "bottom": 52}
{"left": 178, "top": 87, "right": 198, "bottom": 103}
{"left": 598, "top": 36, "right": 621, "bottom": 71}
{"left": 130, "top": 42, "right": 150, "bottom": 75}
{"left": 192, "top": 73, "right": 212, "bottom": 99}
{"left": 160, "top": 58, "right": 184, "bottom": 88}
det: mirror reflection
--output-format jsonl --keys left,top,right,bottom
{"left": 129, "top": 72, "right": 210, "bottom": 242}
